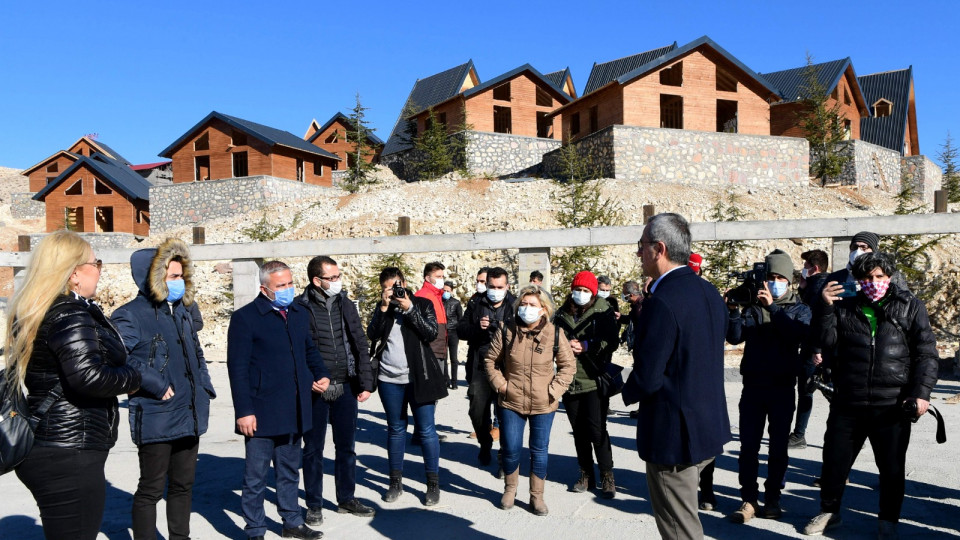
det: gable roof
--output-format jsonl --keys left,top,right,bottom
{"left": 306, "top": 112, "right": 384, "bottom": 146}
{"left": 88, "top": 140, "right": 132, "bottom": 166}
{"left": 858, "top": 67, "right": 914, "bottom": 154}
{"left": 382, "top": 61, "right": 477, "bottom": 156}
{"left": 543, "top": 67, "right": 577, "bottom": 99}
{"left": 33, "top": 153, "right": 153, "bottom": 202}
{"left": 304, "top": 118, "right": 322, "bottom": 139}
{"left": 583, "top": 43, "right": 677, "bottom": 95}
{"left": 21, "top": 150, "right": 79, "bottom": 176}
{"left": 158, "top": 111, "right": 340, "bottom": 160}
{"left": 459, "top": 64, "right": 570, "bottom": 103}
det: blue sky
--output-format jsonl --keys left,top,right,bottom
{"left": 1, "top": 0, "right": 957, "bottom": 169}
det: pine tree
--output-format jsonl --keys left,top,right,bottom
{"left": 938, "top": 132, "right": 960, "bottom": 203}
{"left": 879, "top": 182, "right": 945, "bottom": 301}
{"left": 700, "top": 191, "right": 749, "bottom": 291}
{"left": 413, "top": 109, "right": 455, "bottom": 181}
{"left": 797, "top": 54, "right": 851, "bottom": 185}
{"left": 340, "top": 94, "right": 379, "bottom": 193}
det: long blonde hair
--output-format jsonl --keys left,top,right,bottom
{"left": 4, "top": 231, "right": 92, "bottom": 386}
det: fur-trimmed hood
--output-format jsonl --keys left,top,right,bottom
{"left": 129, "top": 238, "right": 195, "bottom": 306}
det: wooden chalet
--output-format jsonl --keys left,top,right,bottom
{"left": 762, "top": 58, "right": 870, "bottom": 141}
{"left": 158, "top": 112, "right": 341, "bottom": 186}
{"left": 304, "top": 112, "right": 384, "bottom": 169}
{"left": 549, "top": 36, "right": 782, "bottom": 143}
{"left": 21, "top": 136, "right": 133, "bottom": 193}
{"left": 858, "top": 67, "right": 919, "bottom": 156}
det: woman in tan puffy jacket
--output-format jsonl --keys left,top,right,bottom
{"left": 484, "top": 285, "right": 576, "bottom": 516}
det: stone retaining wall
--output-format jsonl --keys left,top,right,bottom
{"left": 901, "top": 155, "right": 942, "bottom": 205}
{"left": 149, "top": 176, "right": 337, "bottom": 232}
{"left": 832, "top": 140, "right": 902, "bottom": 190}
{"left": 10, "top": 192, "right": 45, "bottom": 219}
{"left": 28, "top": 232, "right": 135, "bottom": 250}
{"left": 463, "top": 131, "right": 561, "bottom": 178}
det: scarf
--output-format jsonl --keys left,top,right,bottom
{"left": 760, "top": 289, "right": 799, "bottom": 324}
{"left": 415, "top": 280, "right": 447, "bottom": 324}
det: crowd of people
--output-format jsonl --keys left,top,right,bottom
{"left": 1, "top": 214, "right": 940, "bottom": 540}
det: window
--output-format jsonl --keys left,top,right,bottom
{"left": 95, "top": 178, "right": 113, "bottom": 194}
{"left": 65, "top": 178, "right": 83, "bottom": 195}
{"left": 589, "top": 105, "right": 598, "bottom": 133}
{"left": 232, "top": 151, "right": 248, "bottom": 177}
{"left": 493, "top": 106, "right": 512, "bottom": 134}
{"left": 843, "top": 119, "right": 852, "bottom": 140}
{"left": 194, "top": 132, "right": 209, "bottom": 151}
{"left": 46, "top": 162, "right": 59, "bottom": 173}
{"left": 571, "top": 112, "right": 581, "bottom": 135}
{"left": 493, "top": 82, "right": 511, "bottom": 101}
{"left": 65, "top": 207, "right": 83, "bottom": 231}
{"left": 195, "top": 156, "right": 210, "bottom": 181}
{"left": 536, "top": 112, "right": 553, "bottom": 139}
{"left": 659, "top": 62, "right": 683, "bottom": 87}
{"left": 46, "top": 177, "right": 57, "bottom": 185}
{"left": 844, "top": 87, "right": 852, "bottom": 106}
{"left": 95, "top": 207, "right": 113, "bottom": 233}
{"left": 874, "top": 99, "right": 893, "bottom": 118}
{"left": 438, "top": 112, "right": 447, "bottom": 128}
{"left": 313, "top": 160, "right": 323, "bottom": 176}
{"left": 717, "top": 99, "right": 738, "bottom": 133}
{"left": 333, "top": 159, "right": 339, "bottom": 171}
{"left": 536, "top": 87, "right": 552, "bottom": 107}
{"left": 325, "top": 130, "right": 339, "bottom": 144}
{"left": 231, "top": 130, "right": 248, "bottom": 146}
{"left": 716, "top": 66, "right": 738, "bottom": 92}
{"left": 831, "top": 87, "right": 839, "bottom": 100}
{"left": 660, "top": 94, "right": 683, "bottom": 129}
{"left": 296, "top": 158, "right": 304, "bottom": 182}
{"left": 137, "top": 209, "right": 150, "bottom": 225}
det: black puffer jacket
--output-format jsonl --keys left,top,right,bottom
{"left": 25, "top": 295, "right": 142, "bottom": 450}
{"left": 816, "top": 284, "right": 938, "bottom": 406}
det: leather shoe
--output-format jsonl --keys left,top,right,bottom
{"left": 338, "top": 498, "right": 376, "bottom": 517}
{"left": 281, "top": 523, "right": 323, "bottom": 539}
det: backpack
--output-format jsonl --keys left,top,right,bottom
{"left": 0, "top": 370, "right": 61, "bottom": 475}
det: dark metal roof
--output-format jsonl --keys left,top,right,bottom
{"left": 859, "top": 67, "right": 913, "bottom": 154}
{"left": 158, "top": 111, "right": 341, "bottom": 160}
{"left": 463, "top": 64, "right": 570, "bottom": 101}
{"left": 89, "top": 141, "right": 132, "bottom": 166}
{"left": 307, "top": 112, "right": 384, "bottom": 146}
{"left": 543, "top": 67, "right": 575, "bottom": 98}
{"left": 761, "top": 58, "right": 851, "bottom": 103}
{"left": 382, "top": 61, "right": 476, "bottom": 156}
{"left": 583, "top": 43, "right": 677, "bottom": 95}
{"left": 33, "top": 153, "right": 153, "bottom": 202}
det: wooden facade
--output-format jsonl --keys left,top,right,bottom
{"left": 307, "top": 115, "right": 383, "bottom": 170}
{"left": 22, "top": 137, "right": 127, "bottom": 192}
{"left": 39, "top": 162, "right": 149, "bottom": 235}
{"left": 770, "top": 66, "right": 866, "bottom": 141}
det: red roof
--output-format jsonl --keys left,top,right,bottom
{"left": 130, "top": 161, "right": 172, "bottom": 171}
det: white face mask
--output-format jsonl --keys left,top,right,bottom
{"left": 572, "top": 290, "right": 592, "bottom": 306}
{"left": 597, "top": 290, "right": 611, "bottom": 299}
{"left": 433, "top": 277, "right": 445, "bottom": 289}
{"left": 486, "top": 288, "right": 507, "bottom": 303}
{"left": 517, "top": 306, "right": 542, "bottom": 324}
{"left": 849, "top": 249, "right": 867, "bottom": 266}
{"left": 324, "top": 280, "right": 343, "bottom": 296}
{"left": 476, "top": 282, "right": 487, "bottom": 294}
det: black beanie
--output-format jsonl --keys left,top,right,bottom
{"left": 850, "top": 231, "right": 880, "bottom": 253}
{"left": 765, "top": 249, "right": 795, "bottom": 284}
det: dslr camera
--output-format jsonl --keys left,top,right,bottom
{"left": 726, "top": 262, "right": 768, "bottom": 306}
{"left": 391, "top": 283, "right": 406, "bottom": 299}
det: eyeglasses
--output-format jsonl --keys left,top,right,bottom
{"left": 320, "top": 274, "right": 342, "bottom": 282}
{"left": 78, "top": 259, "right": 103, "bottom": 272}
{"left": 637, "top": 240, "right": 657, "bottom": 251}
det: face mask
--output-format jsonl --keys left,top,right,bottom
{"left": 269, "top": 286, "right": 295, "bottom": 308}
{"left": 486, "top": 288, "right": 506, "bottom": 303}
{"left": 324, "top": 280, "right": 343, "bottom": 296}
{"left": 476, "top": 282, "right": 487, "bottom": 294}
{"left": 597, "top": 290, "right": 610, "bottom": 299}
{"left": 433, "top": 277, "right": 445, "bottom": 289}
{"left": 767, "top": 281, "right": 788, "bottom": 299}
{"left": 572, "top": 290, "right": 592, "bottom": 306}
{"left": 442, "top": 291, "right": 451, "bottom": 300}
{"left": 166, "top": 279, "right": 185, "bottom": 302}
{"left": 622, "top": 294, "right": 630, "bottom": 301}
{"left": 518, "top": 306, "right": 542, "bottom": 324}
{"left": 801, "top": 268, "right": 810, "bottom": 279}
{"left": 849, "top": 249, "right": 867, "bottom": 266}
{"left": 859, "top": 279, "right": 890, "bottom": 302}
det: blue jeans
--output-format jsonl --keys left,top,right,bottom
{"left": 499, "top": 408, "right": 555, "bottom": 478}
{"left": 378, "top": 381, "right": 440, "bottom": 474}
{"left": 242, "top": 435, "right": 303, "bottom": 537}
{"left": 303, "top": 389, "right": 359, "bottom": 508}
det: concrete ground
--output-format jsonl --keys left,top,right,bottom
{"left": 2, "top": 360, "right": 959, "bottom": 540}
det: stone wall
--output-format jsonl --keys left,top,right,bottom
{"left": 832, "top": 140, "right": 902, "bottom": 190}
{"left": 462, "top": 131, "right": 561, "bottom": 178}
{"left": 542, "top": 127, "right": 615, "bottom": 179}
{"left": 28, "top": 232, "right": 135, "bottom": 250}
{"left": 149, "top": 176, "right": 337, "bottom": 232}
{"left": 901, "top": 155, "right": 942, "bottom": 205}
{"left": 10, "top": 192, "right": 45, "bottom": 219}
{"left": 332, "top": 170, "right": 349, "bottom": 185}
{"left": 544, "top": 125, "right": 809, "bottom": 187}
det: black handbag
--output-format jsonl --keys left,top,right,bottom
{"left": 596, "top": 362, "right": 625, "bottom": 398}
{"left": 0, "top": 371, "right": 62, "bottom": 475}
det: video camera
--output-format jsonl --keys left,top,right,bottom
{"left": 805, "top": 366, "right": 834, "bottom": 402}
{"left": 726, "top": 262, "right": 768, "bottom": 306}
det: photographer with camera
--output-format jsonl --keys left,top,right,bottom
{"left": 725, "top": 249, "right": 811, "bottom": 524}
{"left": 802, "top": 252, "right": 938, "bottom": 538}
{"left": 789, "top": 249, "right": 830, "bottom": 450}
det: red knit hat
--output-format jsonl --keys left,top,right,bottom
{"left": 571, "top": 271, "right": 598, "bottom": 296}
{"left": 688, "top": 253, "right": 703, "bottom": 273}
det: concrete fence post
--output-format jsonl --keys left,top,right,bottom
{"left": 831, "top": 237, "right": 852, "bottom": 272}
{"left": 232, "top": 258, "right": 264, "bottom": 311}
{"left": 518, "top": 247, "right": 551, "bottom": 292}
{"left": 13, "top": 267, "right": 27, "bottom": 294}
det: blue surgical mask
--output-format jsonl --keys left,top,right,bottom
{"left": 768, "top": 281, "right": 788, "bottom": 298}
{"left": 270, "top": 286, "right": 295, "bottom": 308}
{"left": 166, "top": 279, "right": 185, "bottom": 302}
{"left": 442, "top": 291, "right": 451, "bottom": 300}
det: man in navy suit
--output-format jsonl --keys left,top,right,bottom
{"left": 623, "top": 213, "right": 731, "bottom": 540}
{"left": 228, "top": 260, "right": 331, "bottom": 540}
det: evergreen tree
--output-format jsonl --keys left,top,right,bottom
{"left": 938, "top": 132, "right": 960, "bottom": 203}
{"left": 797, "top": 54, "right": 851, "bottom": 185}
{"left": 879, "top": 182, "right": 945, "bottom": 302}
{"left": 413, "top": 108, "right": 455, "bottom": 181}
{"left": 356, "top": 252, "right": 417, "bottom": 325}
{"left": 341, "top": 94, "right": 379, "bottom": 193}
{"left": 700, "top": 191, "right": 749, "bottom": 291}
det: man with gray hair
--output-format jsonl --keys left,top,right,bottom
{"left": 228, "top": 260, "right": 331, "bottom": 540}
{"left": 623, "top": 213, "right": 731, "bottom": 539}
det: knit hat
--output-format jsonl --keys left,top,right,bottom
{"left": 687, "top": 253, "right": 703, "bottom": 273}
{"left": 571, "top": 271, "right": 598, "bottom": 296}
{"left": 850, "top": 231, "right": 880, "bottom": 253}
{"left": 764, "top": 249, "right": 795, "bottom": 284}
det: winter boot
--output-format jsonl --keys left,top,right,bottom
{"left": 382, "top": 471, "right": 403, "bottom": 502}
{"left": 500, "top": 469, "right": 519, "bottom": 510}
{"left": 529, "top": 474, "right": 549, "bottom": 516}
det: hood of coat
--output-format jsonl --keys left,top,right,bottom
{"left": 130, "top": 238, "right": 195, "bottom": 306}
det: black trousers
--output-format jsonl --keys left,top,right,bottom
{"left": 448, "top": 333, "right": 460, "bottom": 383}
{"left": 820, "top": 404, "right": 912, "bottom": 522}
{"left": 132, "top": 436, "right": 200, "bottom": 540}
{"left": 738, "top": 384, "right": 795, "bottom": 504}
{"left": 16, "top": 445, "right": 109, "bottom": 540}
{"left": 563, "top": 390, "right": 614, "bottom": 473}
{"left": 468, "top": 367, "right": 498, "bottom": 452}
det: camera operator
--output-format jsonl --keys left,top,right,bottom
{"left": 725, "top": 249, "right": 811, "bottom": 524}
{"left": 789, "top": 249, "right": 829, "bottom": 449}
{"left": 803, "top": 252, "right": 938, "bottom": 538}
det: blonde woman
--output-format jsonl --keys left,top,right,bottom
{"left": 5, "top": 231, "right": 141, "bottom": 540}
{"left": 484, "top": 285, "right": 576, "bottom": 515}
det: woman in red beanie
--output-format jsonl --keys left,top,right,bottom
{"left": 553, "top": 271, "right": 620, "bottom": 498}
